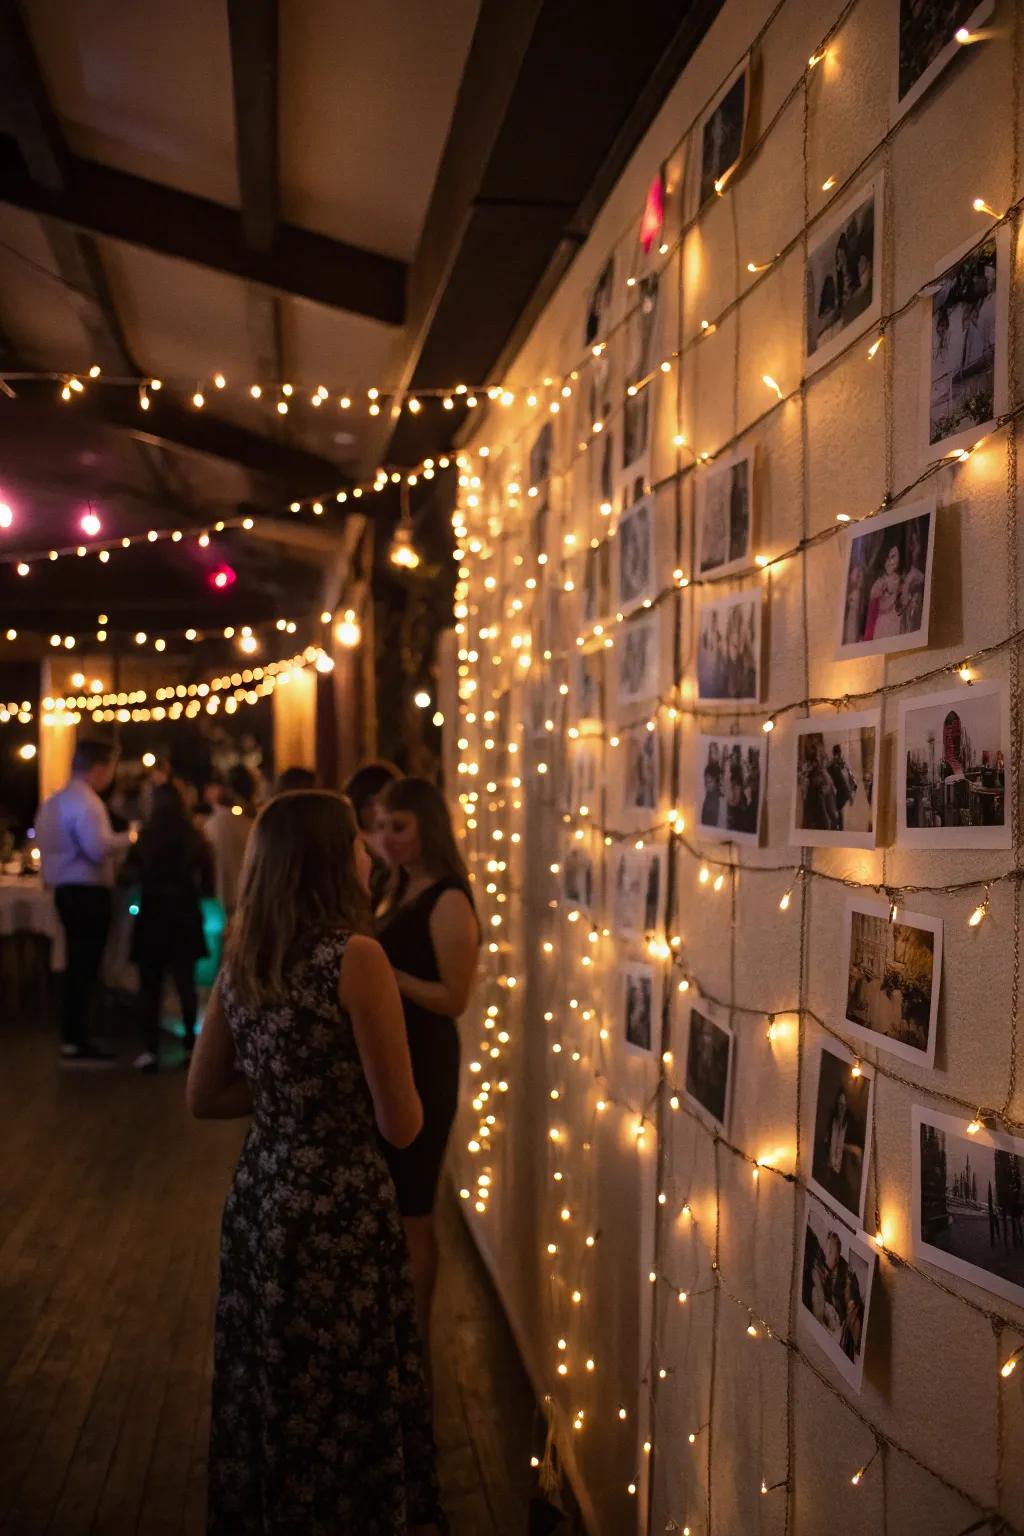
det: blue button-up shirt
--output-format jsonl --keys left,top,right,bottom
{"left": 35, "top": 778, "right": 128, "bottom": 887}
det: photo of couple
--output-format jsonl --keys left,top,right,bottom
{"left": 806, "top": 179, "right": 882, "bottom": 374}
{"left": 838, "top": 501, "right": 933, "bottom": 659}
{"left": 799, "top": 1201, "right": 875, "bottom": 1391}
{"left": 791, "top": 712, "right": 879, "bottom": 850}
{"left": 843, "top": 898, "right": 942, "bottom": 1067}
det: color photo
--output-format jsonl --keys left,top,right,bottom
{"left": 695, "top": 448, "right": 754, "bottom": 578}
{"left": 696, "top": 733, "right": 763, "bottom": 846}
{"left": 697, "top": 590, "right": 761, "bottom": 704}
{"left": 805, "top": 178, "right": 883, "bottom": 375}
{"left": 809, "top": 1041, "right": 875, "bottom": 1228}
{"left": 898, "top": 680, "right": 1012, "bottom": 849}
{"left": 838, "top": 500, "right": 934, "bottom": 659}
{"left": 798, "top": 1198, "right": 876, "bottom": 1392}
{"left": 684, "top": 1004, "right": 733, "bottom": 1132}
{"left": 842, "top": 897, "right": 942, "bottom": 1068}
{"left": 913, "top": 1107, "right": 1024, "bottom": 1310}
{"left": 790, "top": 710, "right": 880, "bottom": 850}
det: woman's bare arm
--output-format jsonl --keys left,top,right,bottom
{"left": 340, "top": 934, "right": 423, "bottom": 1148}
{"left": 391, "top": 888, "right": 479, "bottom": 1018}
{"left": 186, "top": 980, "right": 253, "bottom": 1119}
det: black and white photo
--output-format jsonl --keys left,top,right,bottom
{"left": 895, "top": 0, "right": 994, "bottom": 120}
{"left": 623, "top": 722, "right": 659, "bottom": 816}
{"left": 898, "top": 680, "right": 1012, "bottom": 849}
{"left": 575, "top": 649, "right": 603, "bottom": 725}
{"left": 582, "top": 537, "right": 612, "bottom": 626}
{"left": 924, "top": 231, "right": 1007, "bottom": 459}
{"left": 562, "top": 846, "right": 595, "bottom": 913}
{"left": 612, "top": 846, "right": 664, "bottom": 939}
{"left": 798, "top": 1199, "right": 876, "bottom": 1392}
{"left": 838, "top": 500, "right": 935, "bottom": 659}
{"left": 697, "top": 590, "right": 762, "bottom": 704}
{"left": 570, "top": 739, "right": 600, "bottom": 811}
{"left": 791, "top": 711, "right": 881, "bottom": 850}
{"left": 809, "top": 1041, "right": 875, "bottom": 1229}
{"left": 684, "top": 1003, "right": 733, "bottom": 1132}
{"left": 619, "top": 614, "right": 660, "bottom": 706}
{"left": 696, "top": 449, "right": 754, "bottom": 578}
{"left": 696, "top": 733, "right": 763, "bottom": 846}
{"left": 913, "top": 1106, "right": 1024, "bottom": 1311}
{"left": 842, "top": 897, "right": 942, "bottom": 1068}
{"left": 697, "top": 58, "right": 750, "bottom": 208}
{"left": 580, "top": 256, "right": 616, "bottom": 474}
{"left": 622, "top": 277, "right": 660, "bottom": 480}
{"left": 623, "top": 962, "right": 659, "bottom": 1055}
{"left": 617, "top": 497, "right": 656, "bottom": 612}
{"left": 805, "top": 177, "right": 883, "bottom": 375}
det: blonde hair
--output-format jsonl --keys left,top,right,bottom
{"left": 223, "top": 790, "right": 369, "bottom": 1008}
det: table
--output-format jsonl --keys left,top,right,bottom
{"left": 0, "top": 874, "right": 61, "bottom": 1009}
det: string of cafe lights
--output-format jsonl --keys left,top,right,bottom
{"left": 447, "top": 0, "right": 1024, "bottom": 1526}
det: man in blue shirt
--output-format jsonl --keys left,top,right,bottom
{"left": 36, "top": 739, "right": 133, "bottom": 1064}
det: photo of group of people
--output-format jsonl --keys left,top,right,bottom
{"left": 843, "top": 897, "right": 943, "bottom": 1067}
{"left": 696, "top": 733, "right": 763, "bottom": 846}
{"left": 926, "top": 234, "right": 1005, "bottom": 456}
{"left": 697, "top": 591, "right": 761, "bottom": 703}
{"left": 617, "top": 497, "right": 655, "bottom": 612}
{"left": 684, "top": 1004, "right": 733, "bottom": 1132}
{"left": 612, "top": 847, "right": 663, "bottom": 939}
{"left": 898, "top": 680, "right": 1012, "bottom": 849}
{"left": 838, "top": 501, "right": 934, "bottom": 659}
{"left": 791, "top": 712, "right": 880, "bottom": 851}
{"left": 623, "top": 963, "right": 659, "bottom": 1055}
{"left": 799, "top": 1201, "right": 876, "bottom": 1392}
{"left": 805, "top": 179, "right": 882, "bottom": 373}
{"left": 913, "top": 1107, "right": 1024, "bottom": 1310}
{"left": 696, "top": 449, "right": 754, "bottom": 578}
{"left": 810, "top": 1043, "right": 875, "bottom": 1228}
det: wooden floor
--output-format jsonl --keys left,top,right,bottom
{"left": 0, "top": 1008, "right": 539, "bottom": 1535}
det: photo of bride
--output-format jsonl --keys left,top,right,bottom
{"left": 837, "top": 498, "right": 935, "bottom": 659}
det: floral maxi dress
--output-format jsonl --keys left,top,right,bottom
{"left": 208, "top": 929, "right": 442, "bottom": 1534}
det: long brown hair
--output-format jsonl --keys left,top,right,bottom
{"left": 382, "top": 776, "right": 472, "bottom": 893}
{"left": 224, "top": 790, "right": 369, "bottom": 1008}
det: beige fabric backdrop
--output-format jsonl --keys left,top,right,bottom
{"left": 447, "top": 2, "right": 1024, "bottom": 1531}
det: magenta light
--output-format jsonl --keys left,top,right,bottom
{"left": 80, "top": 510, "right": 102, "bottom": 537}
{"left": 210, "top": 563, "right": 237, "bottom": 590}
{"left": 0, "top": 501, "right": 12, "bottom": 530}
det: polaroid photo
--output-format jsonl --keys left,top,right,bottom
{"left": 923, "top": 228, "right": 1009, "bottom": 460}
{"left": 805, "top": 176, "right": 884, "bottom": 376}
{"left": 696, "top": 56, "right": 751, "bottom": 209}
{"left": 898, "top": 679, "right": 1012, "bottom": 849}
{"left": 683, "top": 1001, "right": 734, "bottom": 1133}
{"left": 695, "top": 732, "right": 764, "bottom": 846}
{"left": 841, "top": 896, "right": 943, "bottom": 1068}
{"left": 913, "top": 1105, "right": 1024, "bottom": 1311}
{"left": 696, "top": 448, "right": 755, "bottom": 579}
{"left": 837, "top": 499, "right": 935, "bottom": 660}
{"left": 622, "top": 722, "right": 659, "bottom": 816}
{"left": 790, "top": 710, "right": 882, "bottom": 851}
{"left": 809, "top": 1039, "right": 875, "bottom": 1230}
{"left": 582, "top": 537, "right": 613, "bottom": 627}
{"left": 574, "top": 648, "right": 603, "bottom": 727}
{"left": 619, "top": 613, "right": 661, "bottom": 708}
{"left": 570, "top": 739, "right": 601, "bottom": 814}
{"left": 696, "top": 589, "right": 762, "bottom": 705}
{"left": 562, "top": 845, "right": 595, "bottom": 914}
{"left": 611, "top": 845, "right": 665, "bottom": 940}
{"left": 894, "top": 0, "right": 994, "bottom": 122}
{"left": 621, "top": 276, "right": 660, "bottom": 485}
{"left": 798, "top": 1196, "right": 876, "bottom": 1392}
{"left": 623, "top": 962, "right": 661, "bottom": 1056}
{"left": 616, "top": 496, "right": 656, "bottom": 614}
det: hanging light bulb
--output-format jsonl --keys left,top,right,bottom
{"left": 335, "top": 611, "right": 361, "bottom": 648}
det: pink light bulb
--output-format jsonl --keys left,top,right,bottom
{"left": 0, "top": 502, "right": 12, "bottom": 529}
{"left": 81, "top": 511, "right": 101, "bottom": 537}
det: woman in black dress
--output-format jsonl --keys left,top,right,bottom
{"left": 376, "top": 778, "right": 480, "bottom": 1353}
{"left": 187, "top": 790, "right": 444, "bottom": 1534}
{"left": 131, "top": 781, "right": 213, "bottom": 1072}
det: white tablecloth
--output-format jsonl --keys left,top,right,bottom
{"left": 0, "top": 877, "right": 64, "bottom": 968}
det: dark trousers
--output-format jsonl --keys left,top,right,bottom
{"left": 138, "top": 954, "right": 198, "bottom": 1055}
{"left": 54, "top": 885, "right": 112, "bottom": 1047}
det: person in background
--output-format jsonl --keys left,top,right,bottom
{"left": 35, "top": 739, "right": 134, "bottom": 1065}
{"left": 193, "top": 776, "right": 225, "bottom": 828}
{"left": 130, "top": 781, "right": 214, "bottom": 1073}
{"left": 272, "top": 765, "right": 317, "bottom": 795}
{"left": 375, "top": 777, "right": 480, "bottom": 1358}
{"left": 205, "top": 763, "right": 257, "bottom": 917}
{"left": 345, "top": 759, "right": 401, "bottom": 906}
{"left": 187, "top": 791, "right": 444, "bottom": 1534}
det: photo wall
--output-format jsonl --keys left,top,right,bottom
{"left": 446, "top": 1, "right": 1024, "bottom": 1532}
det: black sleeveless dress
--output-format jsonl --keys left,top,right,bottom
{"left": 376, "top": 878, "right": 467, "bottom": 1218}
{"left": 209, "top": 929, "right": 443, "bottom": 1533}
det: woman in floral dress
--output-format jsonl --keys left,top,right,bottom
{"left": 187, "top": 790, "right": 444, "bottom": 1534}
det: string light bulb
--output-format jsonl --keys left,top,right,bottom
{"left": 762, "top": 374, "right": 783, "bottom": 399}
{"left": 968, "top": 886, "right": 991, "bottom": 927}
